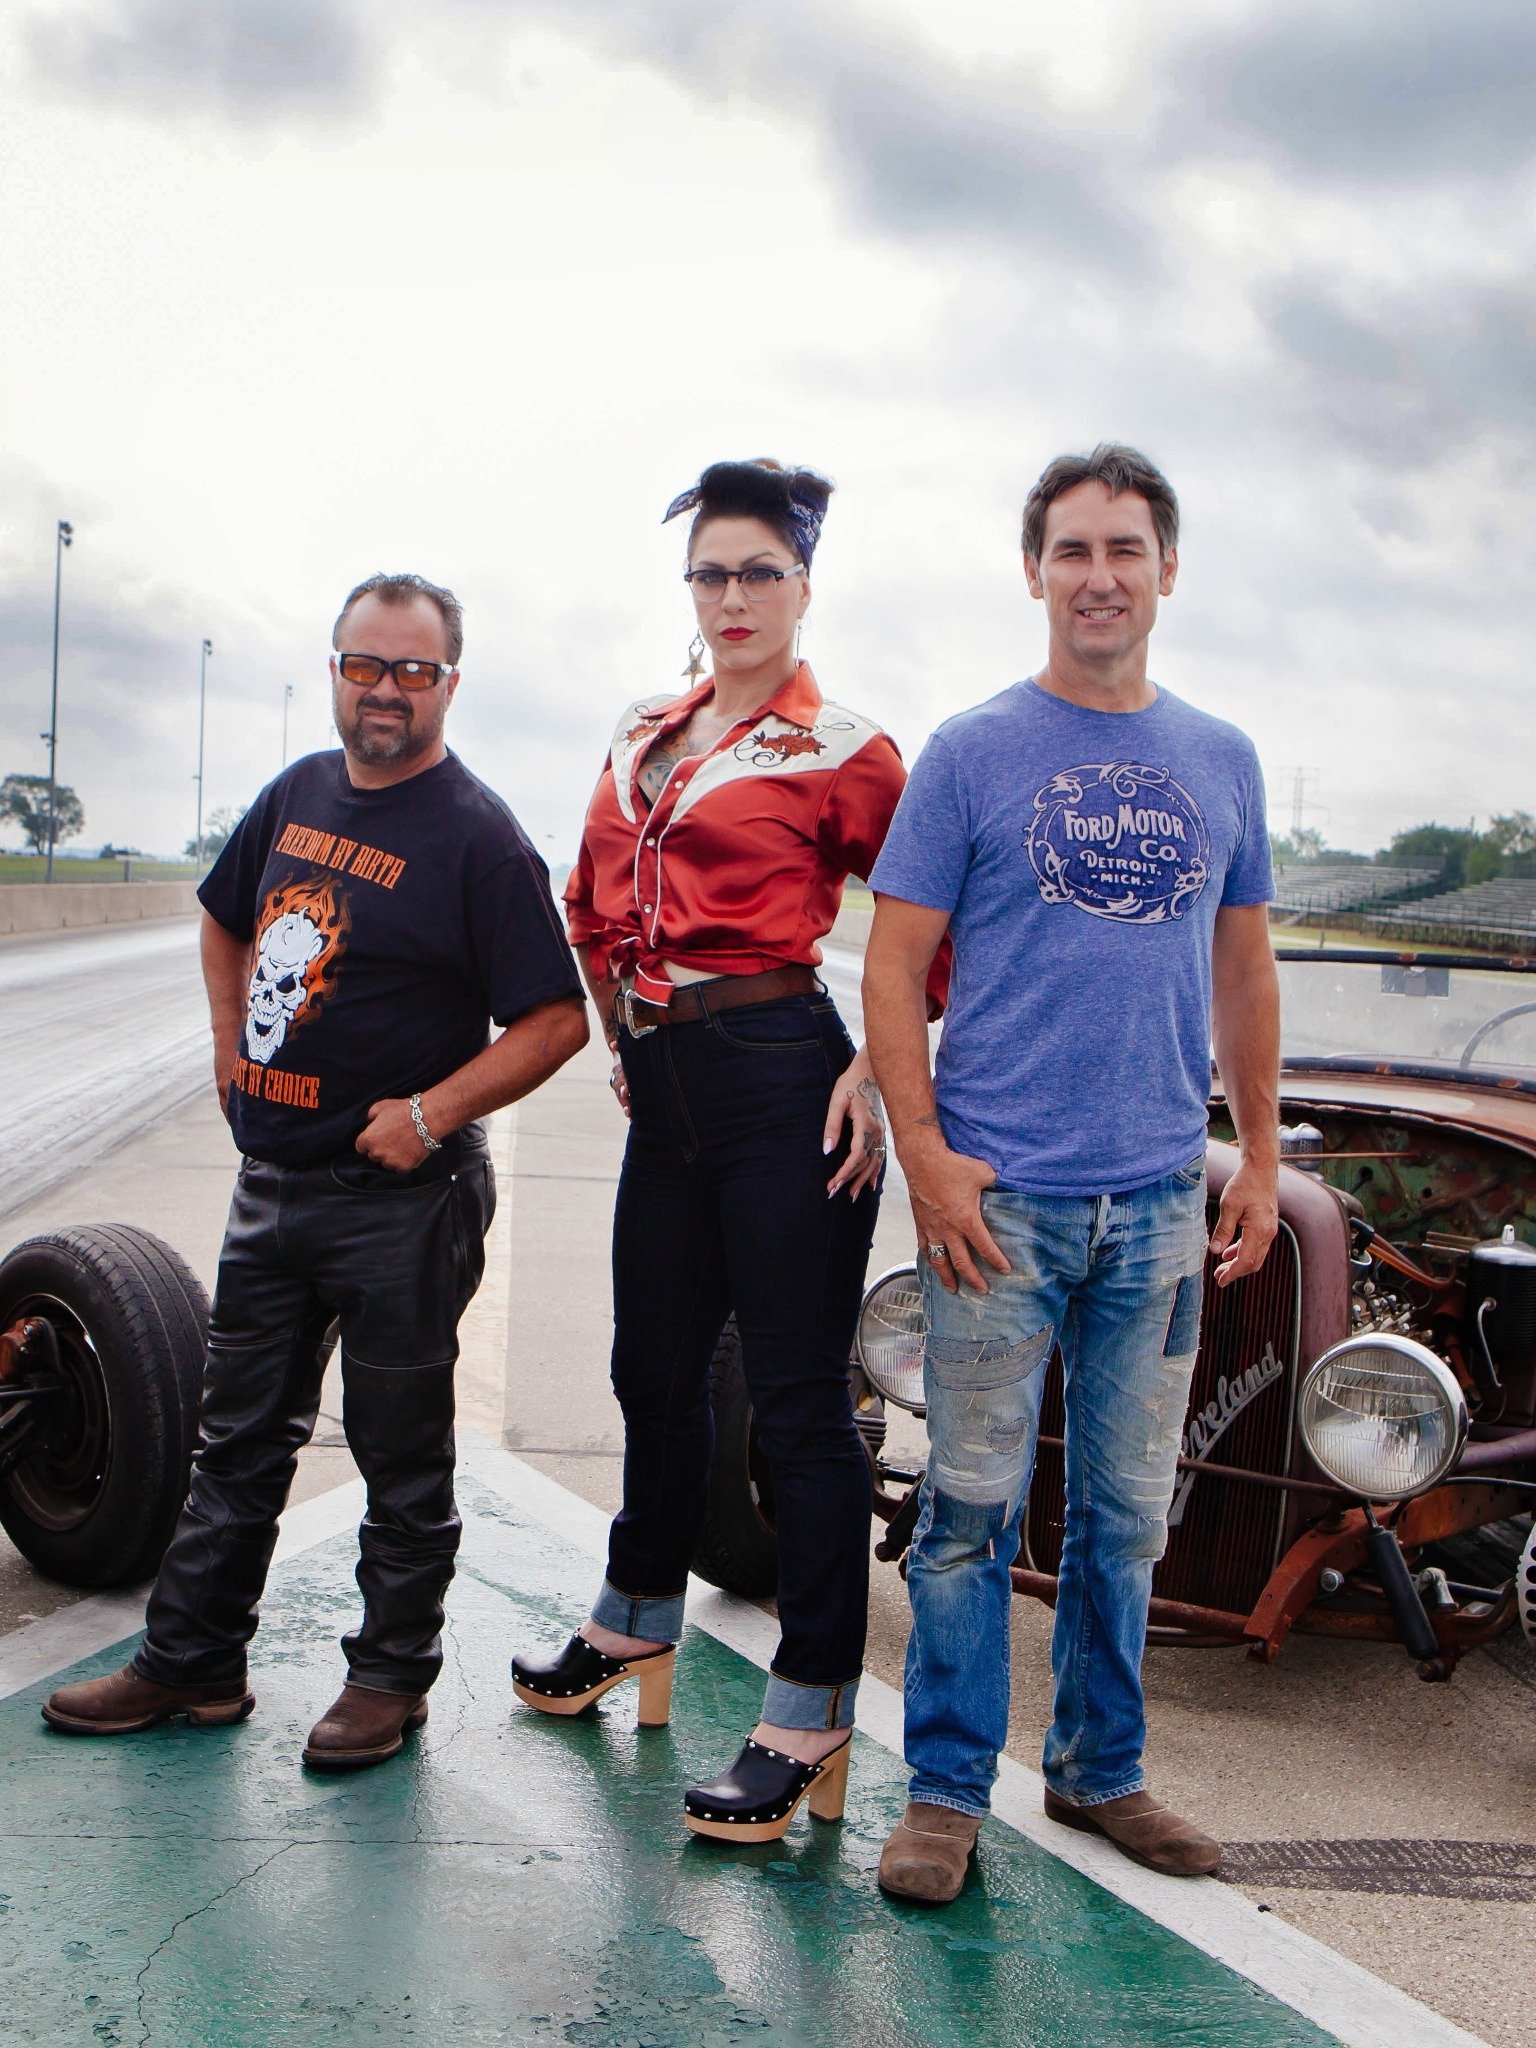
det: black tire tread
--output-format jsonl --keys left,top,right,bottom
{"left": 692, "top": 1321, "right": 781, "bottom": 1599}
{"left": 0, "top": 1225, "right": 208, "bottom": 1587}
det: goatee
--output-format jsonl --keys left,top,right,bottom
{"left": 335, "top": 696, "right": 438, "bottom": 766}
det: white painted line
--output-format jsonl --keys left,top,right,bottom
{"left": 272, "top": 1476, "right": 365, "bottom": 1563}
{"left": 0, "top": 1478, "right": 365, "bottom": 1705}
{"left": 2, "top": 1434, "right": 1496, "bottom": 2048}
{"left": 0, "top": 1591, "right": 151, "bottom": 1704}
{"left": 458, "top": 1436, "right": 1493, "bottom": 2048}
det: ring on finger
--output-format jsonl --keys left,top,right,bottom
{"left": 926, "top": 1242, "right": 949, "bottom": 1262}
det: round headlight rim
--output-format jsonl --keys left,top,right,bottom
{"left": 855, "top": 1262, "right": 926, "bottom": 1415}
{"left": 1297, "top": 1332, "right": 1467, "bottom": 1502}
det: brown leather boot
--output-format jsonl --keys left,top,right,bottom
{"left": 42, "top": 1663, "right": 254, "bottom": 1736}
{"left": 302, "top": 1683, "right": 428, "bottom": 1771}
{"left": 877, "top": 1801, "right": 983, "bottom": 1903}
{"left": 1043, "top": 1788, "right": 1221, "bottom": 1876}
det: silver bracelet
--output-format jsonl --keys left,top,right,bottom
{"left": 408, "top": 1093, "right": 441, "bottom": 1154}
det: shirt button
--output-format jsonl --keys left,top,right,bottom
{"left": 643, "top": 903, "right": 653, "bottom": 912}
{"left": 645, "top": 837, "right": 655, "bottom": 847}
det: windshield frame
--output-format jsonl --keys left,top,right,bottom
{"left": 1272, "top": 946, "right": 1536, "bottom": 1096}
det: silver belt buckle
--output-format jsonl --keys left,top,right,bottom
{"left": 621, "top": 986, "right": 659, "bottom": 1039}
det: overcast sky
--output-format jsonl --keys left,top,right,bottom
{"left": 2, "top": 0, "right": 1531, "bottom": 862}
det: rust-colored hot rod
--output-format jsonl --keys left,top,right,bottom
{"left": 694, "top": 947, "right": 1536, "bottom": 1677}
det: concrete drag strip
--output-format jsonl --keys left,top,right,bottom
{"left": 0, "top": 920, "right": 209, "bottom": 1218}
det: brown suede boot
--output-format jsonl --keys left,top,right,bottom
{"left": 302, "top": 1683, "right": 428, "bottom": 1771}
{"left": 877, "top": 1801, "right": 983, "bottom": 1903}
{"left": 1043, "top": 1788, "right": 1221, "bottom": 1877}
{"left": 42, "top": 1663, "right": 254, "bottom": 1736}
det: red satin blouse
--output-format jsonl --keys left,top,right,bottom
{"left": 565, "top": 662, "right": 945, "bottom": 1010}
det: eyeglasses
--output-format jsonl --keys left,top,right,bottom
{"left": 335, "top": 653, "right": 455, "bottom": 690}
{"left": 682, "top": 564, "right": 804, "bottom": 600}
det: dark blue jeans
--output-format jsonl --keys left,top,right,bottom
{"left": 596, "top": 991, "right": 879, "bottom": 1731}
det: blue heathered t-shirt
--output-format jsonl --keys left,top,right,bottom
{"left": 869, "top": 679, "right": 1273, "bottom": 1196}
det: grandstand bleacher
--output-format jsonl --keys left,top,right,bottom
{"left": 1378, "top": 877, "right": 1536, "bottom": 943}
{"left": 1270, "top": 864, "right": 1439, "bottom": 916}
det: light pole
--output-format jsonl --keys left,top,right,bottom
{"left": 194, "top": 637, "right": 212, "bottom": 870}
{"left": 281, "top": 681, "right": 293, "bottom": 769}
{"left": 42, "top": 519, "right": 73, "bottom": 883}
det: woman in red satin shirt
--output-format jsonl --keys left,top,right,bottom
{"left": 513, "top": 459, "right": 936, "bottom": 1845}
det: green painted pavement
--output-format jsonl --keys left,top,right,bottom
{"left": 0, "top": 1476, "right": 1341, "bottom": 2048}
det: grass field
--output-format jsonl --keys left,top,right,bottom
{"left": 0, "top": 855, "right": 198, "bottom": 884}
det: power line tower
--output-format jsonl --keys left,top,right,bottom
{"left": 1277, "top": 767, "right": 1327, "bottom": 845}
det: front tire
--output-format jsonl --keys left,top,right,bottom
{"left": 0, "top": 1226, "right": 207, "bottom": 1586}
{"left": 692, "top": 1320, "right": 781, "bottom": 1599}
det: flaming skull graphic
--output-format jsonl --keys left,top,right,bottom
{"left": 245, "top": 875, "right": 350, "bottom": 1066}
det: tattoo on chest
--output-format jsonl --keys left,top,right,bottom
{"left": 637, "top": 741, "right": 689, "bottom": 807}
{"left": 636, "top": 716, "right": 732, "bottom": 808}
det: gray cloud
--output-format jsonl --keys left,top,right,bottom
{"left": 1183, "top": 0, "right": 1536, "bottom": 180}
{"left": 1259, "top": 278, "right": 1536, "bottom": 469}
{"left": 510, "top": 0, "right": 1145, "bottom": 269}
{"left": 34, "top": 0, "right": 1140, "bottom": 271}
{"left": 24, "top": 0, "right": 376, "bottom": 120}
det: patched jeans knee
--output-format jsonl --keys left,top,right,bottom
{"left": 924, "top": 1325, "right": 1053, "bottom": 1510}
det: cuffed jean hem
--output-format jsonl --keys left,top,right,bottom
{"left": 906, "top": 1784, "right": 989, "bottom": 1820}
{"left": 590, "top": 1579, "right": 686, "bottom": 1644}
{"left": 1045, "top": 1772, "right": 1146, "bottom": 1809}
{"left": 762, "top": 1670, "right": 859, "bottom": 1731}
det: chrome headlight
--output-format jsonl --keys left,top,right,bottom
{"left": 855, "top": 1266, "right": 925, "bottom": 1413}
{"left": 1297, "top": 1335, "right": 1467, "bottom": 1500}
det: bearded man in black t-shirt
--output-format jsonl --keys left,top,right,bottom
{"left": 45, "top": 573, "right": 588, "bottom": 1768}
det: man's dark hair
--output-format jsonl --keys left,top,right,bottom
{"left": 332, "top": 572, "right": 464, "bottom": 665}
{"left": 1021, "top": 443, "right": 1179, "bottom": 563}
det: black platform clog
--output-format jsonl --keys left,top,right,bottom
{"left": 511, "top": 1633, "right": 674, "bottom": 1725}
{"left": 684, "top": 1734, "right": 852, "bottom": 1842}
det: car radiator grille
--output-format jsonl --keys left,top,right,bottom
{"left": 1025, "top": 1222, "right": 1301, "bottom": 1620}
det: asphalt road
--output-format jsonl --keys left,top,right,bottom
{"left": 0, "top": 920, "right": 209, "bottom": 1219}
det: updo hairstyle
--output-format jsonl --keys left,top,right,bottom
{"left": 663, "top": 459, "right": 835, "bottom": 567}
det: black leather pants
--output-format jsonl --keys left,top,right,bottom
{"left": 134, "top": 1136, "right": 494, "bottom": 1696}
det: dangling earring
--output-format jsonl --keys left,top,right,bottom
{"left": 794, "top": 621, "right": 803, "bottom": 663}
{"left": 682, "top": 631, "right": 707, "bottom": 683}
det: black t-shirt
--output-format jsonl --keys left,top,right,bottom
{"left": 197, "top": 748, "right": 583, "bottom": 1167}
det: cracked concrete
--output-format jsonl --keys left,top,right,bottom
{"left": 3, "top": 1474, "right": 1334, "bottom": 2048}
{"left": 133, "top": 1843, "right": 295, "bottom": 2048}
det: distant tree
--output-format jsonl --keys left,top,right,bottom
{"left": 0, "top": 773, "right": 85, "bottom": 856}
{"left": 1465, "top": 838, "right": 1505, "bottom": 887}
{"left": 1382, "top": 823, "right": 1475, "bottom": 888}
{"left": 1488, "top": 812, "right": 1536, "bottom": 864}
{"left": 185, "top": 803, "right": 247, "bottom": 862}
{"left": 1271, "top": 825, "right": 1353, "bottom": 866}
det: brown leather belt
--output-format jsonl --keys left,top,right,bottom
{"left": 618, "top": 965, "right": 820, "bottom": 1037}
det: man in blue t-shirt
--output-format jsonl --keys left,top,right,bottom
{"left": 865, "top": 444, "right": 1280, "bottom": 1900}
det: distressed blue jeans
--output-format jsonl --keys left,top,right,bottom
{"left": 903, "top": 1161, "right": 1207, "bottom": 1816}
